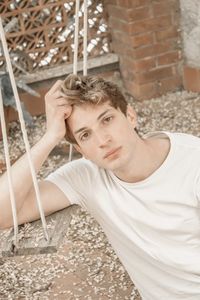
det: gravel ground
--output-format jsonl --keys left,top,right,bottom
{"left": 0, "top": 84, "right": 200, "bottom": 299}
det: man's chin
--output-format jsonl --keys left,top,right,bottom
{"left": 91, "top": 160, "right": 122, "bottom": 172}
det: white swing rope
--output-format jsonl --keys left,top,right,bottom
{"left": 0, "top": 87, "right": 18, "bottom": 245}
{"left": 83, "top": 0, "right": 88, "bottom": 77}
{"left": 0, "top": 0, "right": 88, "bottom": 244}
{"left": 68, "top": 0, "right": 88, "bottom": 161}
{"left": 74, "top": 0, "right": 88, "bottom": 76}
{"left": 0, "top": 19, "right": 19, "bottom": 246}
{"left": 0, "top": 17, "right": 49, "bottom": 243}
{"left": 73, "top": 0, "right": 80, "bottom": 76}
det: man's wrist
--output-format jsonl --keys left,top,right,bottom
{"left": 41, "top": 132, "right": 60, "bottom": 150}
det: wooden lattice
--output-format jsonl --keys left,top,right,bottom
{"left": 0, "top": 0, "right": 111, "bottom": 76}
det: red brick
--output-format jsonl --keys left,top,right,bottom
{"left": 109, "top": 17, "right": 128, "bottom": 33}
{"left": 131, "top": 32, "right": 154, "bottom": 48}
{"left": 125, "top": 81, "right": 158, "bottom": 100}
{"left": 158, "top": 75, "right": 183, "bottom": 94}
{"left": 183, "top": 66, "right": 200, "bottom": 92}
{"left": 112, "top": 41, "right": 129, "bottom": 55}
{"left": 129, "top": 15, "right": 172, "bottom": 35}
{"left": 156, "top": 26, "right": 180, "bottom": 41}
{"left": 0, "top": 87, "right": 47, "bottom": 130}
{"left": 116, "top": 0, "right": 133, "bottom": 8}
{"left": 133, "top": 57, "right": 156, "bottom": 72}
{"left": 171, "top": 9, "right": 180, "bottom": 27}
{"left": 112, "top": 31, "right": 134, "bottom": 49}
{"left": 116, "top": 0, "right": 150, "bottom": 8}
{"left": 108, "top": 6, "right": 151, "bottom": 22}
{"left": 120, "top": 57, "right": 135, "bottom": 71}
{"left": 107, "top": 5, "right": 129, "bottom": 21}
{"left": 112, "top": 39, "right": 136, "bottom": 57}
{"left": 105, "top": 0, "right": 181, "bottom": 100}
{"left": 112, "top": 31, "right": 155, "bottom": 50}
{"left": 157, "top": 51, "right": 181, "bottom": 65}
{"left": 135, "top": 66, "right": 174, "bottom": 84}
{"left": 104, "top": 0, "right": 117, "bottom": 5}
{"left": 127, "top": 75, "right": 182, "bottom": 100}
{"left": 134, "top": 40, "right": 177, "bottom": 59}
{"left": 129, "top": 7, "right": 151, "bottom": 22}
{"left": 112, "top": 29, "right": 125, "bottom": 40}
{"left": 153, "top": 1, "right": 179, "bottom": 16}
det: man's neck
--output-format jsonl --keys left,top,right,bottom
{"left": 113, "top": 135, "right": 170, "bottom": 183}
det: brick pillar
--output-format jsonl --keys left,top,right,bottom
{"left": 104, "top": 0, "right": 183, "bottom": 100}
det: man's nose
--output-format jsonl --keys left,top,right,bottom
{"left": 95, "top": 131, "right": 111, "bottom": 147}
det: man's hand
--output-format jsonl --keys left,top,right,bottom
{"left": 45, "top": 80, "right": 72, "bottom": 145}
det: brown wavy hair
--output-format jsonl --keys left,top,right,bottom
{"left": 61, "top": 74, "right": 128, "bottom": 144}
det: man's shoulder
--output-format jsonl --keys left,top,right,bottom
{"left": 169, "top": 131, "right": 200, "bottom": 149}
{"left": 144, "top": 131, "right": 200, "bottom": 149}
{"left": 45, "top": 157, "right": 102, "bottom": 190}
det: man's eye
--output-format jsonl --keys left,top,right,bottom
{"left": 80, "top": 132, "right": 90, "bottom": 141}
{"left": 104, "top": 116, "right": 113, "bottom": 123}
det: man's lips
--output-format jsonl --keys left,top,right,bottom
{"left": 103, "top": 147, "right": 122, "bottom": 159}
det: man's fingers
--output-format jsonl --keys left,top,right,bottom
{"left": 65, "top": 105, "right": 72, "bottom": 118}
{"left": 46, "top": 90, "right": 68, "bottom": 103}
{"left": 56, "top": 105, "right": 72, "bottom": 119}
{"left": 57, "top": 98, "right": 69, "bottom": 106}
{"left": 47, "top": 90, "right": 63, "bottom": 100}
{"left": 47, "top": 96, "right": 69, "bottom": 107}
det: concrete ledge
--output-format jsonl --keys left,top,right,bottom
{"left": 17, "top": 53, "right": 119, "bottom": 84}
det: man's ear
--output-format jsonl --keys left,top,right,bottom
{"left": 126, "top": 104, "right": 137, "bottom": 128}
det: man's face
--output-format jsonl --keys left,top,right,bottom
{"left": 67, "top": 102, "right": 138, "bottom": 172}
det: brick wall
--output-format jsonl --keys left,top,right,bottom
{"left": 104, "top": 0, "right": 183, "bottom": 100}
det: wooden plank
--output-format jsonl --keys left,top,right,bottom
{"left": 0, "top": 205, "right": 78, "bottom": 257}
{"left": 17, "top": 53, "right": 119, "bottom": 84}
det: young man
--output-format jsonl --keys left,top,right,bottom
{"left": 0, "top": 74, "right": 200, "bottom": 300}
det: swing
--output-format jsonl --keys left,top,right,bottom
{"left": 0, "top": 0, "right": 88, "bottom": 257}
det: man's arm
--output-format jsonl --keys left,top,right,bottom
{"left": 0, "top": 80, "right": 72, "bottom": 229}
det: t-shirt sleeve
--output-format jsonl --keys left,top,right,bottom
{"left": 45, "top": 158, "right": 96, "bottom": 210}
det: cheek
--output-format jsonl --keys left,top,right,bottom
{"left": 78, "top": 142, "right": 96, "bottom": 158}
{"left": 114, "top": 121, "right": 133, "bottom": 137}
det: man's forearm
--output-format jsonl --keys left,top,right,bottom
{"left": 0, "top": 78, "right": 72, "bottom": 228}
{"left": 0, "top": 133, "right": 56, "bottom": 227}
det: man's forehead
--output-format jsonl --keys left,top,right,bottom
{"left": 72, "top": 102, "right": 116, "bottom": 118}
{"left": 68, "top": 103, "right": 117, "bottom": 133}
{"left": 74, "top": 101, "right": 113, "bottom": 111}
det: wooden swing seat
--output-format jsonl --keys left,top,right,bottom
{"left": 0, "top": 205, "right": 78, "bottom": 257}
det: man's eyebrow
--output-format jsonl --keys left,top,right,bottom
{"left": 74, "top": 126, "right": 88, "bottom": 135}
{"left": 97, "top": 109, "right": 112, "bottom": 120}
{"left": 74, "top": 109, "right": 112, "bottom": 135}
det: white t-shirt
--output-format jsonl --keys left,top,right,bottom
{"left": 46, "top": 132, "right": 200, "bottom": 300}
